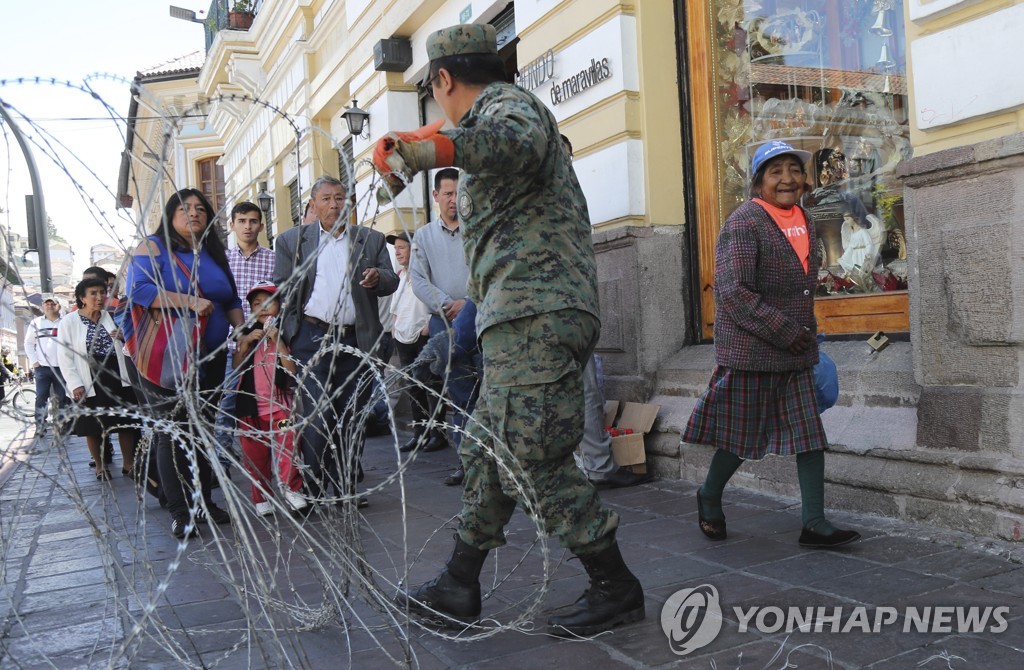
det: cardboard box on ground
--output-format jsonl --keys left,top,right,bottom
{"left": 603, "top": 400, "right": 660, "bottom": 475}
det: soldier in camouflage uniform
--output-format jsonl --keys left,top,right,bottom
{"left": 373, "top": 23, "right": 644, "bottom": 637}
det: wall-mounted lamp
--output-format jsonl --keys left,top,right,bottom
{"left": 341, "top": 99, "right": 370, "bottom": 139}
{"left": 256, "top": 181, "right": 274, "bottom": 246}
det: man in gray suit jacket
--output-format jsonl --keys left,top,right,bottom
{"left": 274, "top": 175, "right": 399, "bottom": 505}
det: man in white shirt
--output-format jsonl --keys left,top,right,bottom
{"left": 388, "top": 231, "right": 447, "bottom": 453}
{"left": 274, "top": 176, "right": 398, "bottom": 505}
{"left": 25, "top": 295, "right": 68, "bottom": 434}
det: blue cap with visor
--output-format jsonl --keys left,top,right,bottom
{"left": 751, "top": 140, "right": 812, "bottom": 177}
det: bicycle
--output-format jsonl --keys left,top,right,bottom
{"left": 1, "top": 376, "right": 37, "bottom": 419}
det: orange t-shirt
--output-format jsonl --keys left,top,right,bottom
{"left": 753, "top": 198, "right": 809, "bottom": 273}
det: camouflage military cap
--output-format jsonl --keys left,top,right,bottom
{"left": 426, "top": 24, "right": 498, "bottom": 60}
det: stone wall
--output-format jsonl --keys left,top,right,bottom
{"left": 899, "top": 132, "right": 1024, "bottom": 459}
{"left": 592, "top": 225, "right": 690, "bottom": 402}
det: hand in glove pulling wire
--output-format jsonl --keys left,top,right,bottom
{"left": 373, "top": 119, "right": 454, "bottom": 204}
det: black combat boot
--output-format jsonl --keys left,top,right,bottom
{"left": 548, "top": 541, "right": 645, "bottom": 636}
{"left": 396, "top": 535, "right": 488, "bottom": 623}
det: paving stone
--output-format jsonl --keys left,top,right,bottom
{"left": 971, "top": 568, "right": 1024, "bottom": 599}
{"left": 470, "top": 636, "right": 621, "bottom": 669}
{"left": 25, "top": 555, "right": 109, "bottom": 579}
{"left": 865, "top": 633, "right": 1024, "bottom": 668}
{"left": 3, "top": 616, "right": 121, "bottom": 658}
{"left": 687, "top": 639, "right": 826, "bottom": 670}
{"left": 7, "top": 428, "right": 1024, "bottom": 668}
{"left": 816, "top": 566, "right": 955, "bottom": 604}
{"left": 772, "top": 616, "right": 950, "bottom": 668}
{"left": 22, "top": 568, "right": 109, "bottom": 594}
{"left": 690, "top": 538, "right": 804, "bottom": 570}
{"left": 725, "top": 509, "right": 807, "bottom": 539}
{"left": 19, "top": 583, "right": 112, "bottom": 614}
{"left": 632, "top": 554, "right": 725, "bottom": 590}
{"left": 897, "top": 548, "right": 1018, "bottom": 582}
{"left": 417, "top": 622, "right": 558, "bottom": 667}
{"left": 747, "top": 551, "right": 878, "bottom": 586}
{"left": 154, "top": 598, "right": 245, "bottom": 628}
{"left": 617, "top": 516, "right": 700, "bottom": 555}
{"left": 849, "top": 535, "right": 949, "bottom": 565}
{"left": 36, "top": 527, "right": 99, "bottom": 545}
{"left": 648, "top": 571, "right": 786, "bottom": 609}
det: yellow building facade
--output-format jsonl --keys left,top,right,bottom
{"left": 123, "top": 0, "right": 1024, "bottom": 541}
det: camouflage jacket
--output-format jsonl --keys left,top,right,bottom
{"left": 441, "top": 81, "right": 599, "bottom": 335}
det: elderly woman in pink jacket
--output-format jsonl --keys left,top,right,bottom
{"left": 683, "top": 141, "right": 860, "bottom": 549}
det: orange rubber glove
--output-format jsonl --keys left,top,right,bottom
{"left": 373, "top": 119, "right": 453, "bottom": 176}
{"left": 374, "top": 119, "right": 453, "bottom": 203}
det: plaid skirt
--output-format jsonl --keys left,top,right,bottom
{"left": 681, "top": 366, "right": 826, "bottom": 460}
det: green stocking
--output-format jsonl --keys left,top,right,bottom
{"left": 699, "top": 449, "right": 743, "bottom": 521}
{"left": 796, "top": 450, "right": 836, "bottom": 535}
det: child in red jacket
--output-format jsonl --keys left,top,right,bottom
{"left": 234, "top": 282, "right": 307, "bottom": 515}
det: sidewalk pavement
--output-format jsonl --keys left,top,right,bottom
{"left": 2, "top": 428, "right": 1024, "bottom": 669}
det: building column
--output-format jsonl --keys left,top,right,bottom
{"left": 899, "top": 132, "right": 1024, "bottom": 458}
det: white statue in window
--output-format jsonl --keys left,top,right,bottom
{"left": 839, "top": 213, "right": 882, "bottom": 275}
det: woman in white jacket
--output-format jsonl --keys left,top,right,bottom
{"left": 58, "top": 277, "right": 139, "bottom": 480}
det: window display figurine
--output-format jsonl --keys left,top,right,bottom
{"left": 808, "top": 148, "right": 883, "bottom": 276}
{"left": 838, "top": 212, "right": 881, "bottom": 276}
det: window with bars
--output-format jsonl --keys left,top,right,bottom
{"left": 288, "top": 179, "right": 301, "bottom": 227}
{"left": 338, "top": 138, "right": 354, "bottom": 187}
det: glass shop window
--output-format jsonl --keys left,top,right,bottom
{"left": 698, "top": 0, "right": 911, "bottom": 334}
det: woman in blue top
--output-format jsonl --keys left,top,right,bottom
{"left": 126, "top": 189, "right": 244, "bottom": 540}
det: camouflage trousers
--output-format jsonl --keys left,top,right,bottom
{"left": 457, "top": 308, "right": 619, "bottom": 557}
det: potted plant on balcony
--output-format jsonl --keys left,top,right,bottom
{"left": 229, "top": 0, "right": 255, "bottom": 30}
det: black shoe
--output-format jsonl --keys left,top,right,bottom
{"left": 548, "top": 542, "right": 645, "bottom": 636}
{"left": 443, "top": 466, "right": 464, "bottom": 487}
{"left": 422, "top": 434, "right": 450, "bottom": 453}
{"left": 171, "top": 518, "right": 200, "bottom": 540}
{"left": 798, "top": 527, "right": 861, "bottom": 548}
{"left": 196, "top": 503, "right": 231, "bottom": 525}
{"left": 396, "top": 537, "right": 488, "bottom": 624}
{"left": 590, "top": 467, "right": 654, "bottom": 490}
{"left": 697, "top": 489, "right": 727, "bottom": 541}
{"left": 399, "top": 435, "right": 422, "bottom": 453}
{"left": 333, "top": 496, "right": 370, "bottom": 509}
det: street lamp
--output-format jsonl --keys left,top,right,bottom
{"left": 256, "top": 181, "right": 274, "bottom": 246}
{"left": 169, "top": 5, "right": 204, "bottom": 23}
{"left": 341, "top": 99, "right": 370, "bottom": 139}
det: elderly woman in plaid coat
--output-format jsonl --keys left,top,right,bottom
{"left": 682, "top": 140, "right": 860, "bottom": 549}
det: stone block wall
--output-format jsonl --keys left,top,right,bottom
{"left": 592, "top": 225, "right": 690, "bottom": 402}
{"left": 899, "top": 132, "right": 1024, "bottom": 459}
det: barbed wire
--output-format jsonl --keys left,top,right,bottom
{"left": 0, "top": 73, "right": 569, "bottom": 669}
